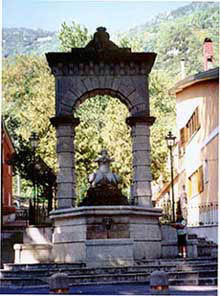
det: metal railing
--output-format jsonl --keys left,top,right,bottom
{"left": 15, "top": 208, "right": 29, "bottom": 221}
{"left": 187, "top": 202, "right": 218, "bottom": 226}
{"left": 14, "top": 206, "right": 50, "bottom": 226}
{"left": 156, "top": 201, "right": 218, "bottom": 226}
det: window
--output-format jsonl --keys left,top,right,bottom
{"left": 187, "top": 165, "right": 204, "bottom": 199}
{"left": 186, "top": 107, "right": 200, "bottom": 141}
{"left": 179, "top": 126, "right": 189, "bottom": 156}
{"left": 180, "top": 107, "right": 200, "bottom": 151}
{"left": 197, "top": 166, "right": 204, "bottom": 193}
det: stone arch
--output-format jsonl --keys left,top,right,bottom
{"left": 62, "top": 87, "right": 133, "bottom": 114}
{"left": 47, "top": 27, "right": 156, "bottom": 209}
{"left": 56, "top": 73, "right": 150, "bottom": 117}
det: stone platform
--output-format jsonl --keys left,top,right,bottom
{"left": 0, "top": 257, "right": 217, "bottom": 288}
{"left": 49, "top": 206, "right": 162, "bottom": 266}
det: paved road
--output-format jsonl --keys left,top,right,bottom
{"left": 0, "top": 283, "right": 218, "bottom": 295}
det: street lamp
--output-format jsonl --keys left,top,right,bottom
{"left": 30, "top": 132, "right": 39, "bottom": 224}
{"left": 165, "top": 131, "right": 176, "bottom": 223}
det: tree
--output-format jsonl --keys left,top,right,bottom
{"left": 149, "top": 69, "right": 176, "bottom": 182}
{"left": 2, "top": 55, "right": 57, "bottom": 171}
{"left": 58, "top": 21, "right": 91, "bottom": 52}
{"left": 8, "top": 135, "right": 56, "bottom": 213}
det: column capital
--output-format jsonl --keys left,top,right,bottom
{"left": 126, "top": 115, "right": 156, "bottom": 127}
{"left": 50, "top": 115, "right": 80, "bottom": 128}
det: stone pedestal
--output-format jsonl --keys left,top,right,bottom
{"left": 14, "top": 243, "right": 53, "bottom": 264}
{"left": 50, "top": 206, "right": 162, "bottom": 266}
{"left": 86, "top": 239, "right": 134, "bottom": 268}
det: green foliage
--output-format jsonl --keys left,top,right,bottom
{"left": 150, "top": 70, "right": 176, "bottom": 182}
{"left": 153, "top": 13, "right": 219, "bottom": 77}
{"left": 58, "top": 21, "right": 91, "bottom": 51}
{"left": 2, "top": 55, "right": 57, "bottom": 171}
{"left": 127, "top": 2, "right": 219, "bottom": 78}
{"left": 7, "top": 134, "right": 56, "bottom": 203}
{"left": 116, "top": 33, "right": 144, "bottom": 52}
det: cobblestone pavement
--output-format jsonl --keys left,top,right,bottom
{"left": 0, "top": 284, "right": 218, "bottom": 295}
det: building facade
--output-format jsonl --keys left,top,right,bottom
{"left": 173, "top": 67, "right": 218, "bottom": 225}
{"left": 2, "top": 122, "right": 16, "bottom": 223}
{"left": 154, "top": 67, "right": 219, "bottom": 243}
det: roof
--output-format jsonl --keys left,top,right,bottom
{"left": 154, "top": 174, "right": 179, "bottom": 203}
{"left": 170, "top": 67, "right": 219, "bottom": 95}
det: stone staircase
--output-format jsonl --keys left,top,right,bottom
{"left": 0, "top": 257, "right": 217, "bottom": 288}
{"left": 1, "top": 225, "right": 217, "bottom": 288}
{"left": 197, "top": 237, "right": 218, "bottom": 257}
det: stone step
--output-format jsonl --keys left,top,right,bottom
{"left": 1, "top": 260, "right": 217, "bottom": 277}
{"left": 169, "top": 270, "right": 217, "bottom": 280}
{"left": 0, "top": 274, "right": 217, "bottom": 287}
{"left": 169, "top": 277, "right": 218, "bottom": 286}
{"left": 0, "top": 270, "right": 217, "bottom": 287}
{"left": 137, "top": 257, "right": 217, "bottom": 266}
{"left": 0, "top": 265, "right": 217, "bottom": 279}
{"left": 3, "top": 262, "right": 85, "bottom": 271}
{"left": 176, "top": 262, "right": 217, "bottom": 271}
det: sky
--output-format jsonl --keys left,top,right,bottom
{"left": 3, "top": 0, "right": 190, "bottom": 34}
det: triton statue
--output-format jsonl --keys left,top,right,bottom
{"left": 79, "top": 149, "right": 128, "bottom": 206}
{"left": 88, "top": 149, "right": 120, "bottom": 187}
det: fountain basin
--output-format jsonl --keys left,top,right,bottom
{"left": 50, "top": 206, "right": 162, "bottom": 267}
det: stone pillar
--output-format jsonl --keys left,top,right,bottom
{"left": 126, "top": 115, "right": 155, "bottom": 207}
{"left": 50, "top": 115, "right": 80, "bottom": 209}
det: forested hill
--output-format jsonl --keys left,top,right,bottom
{"left": 125, "top": 1, "right": 219, "bottom": 76}
{"left": 128, "top": 2, "right": 218, "bottom": 34}
{"left": 2, "top": 28, "right": 58, "bottom": 57}
{"left": 3, "top": 2, "right": 219, "bottom": 77}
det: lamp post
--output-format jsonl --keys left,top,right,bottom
{"left": 165, "top": 131, "right": 176, "bottom": 223}
{"left": 30, "top": 132, "right": 39, "bottom": 225}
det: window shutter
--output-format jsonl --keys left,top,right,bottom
{"left": 198, "top": 166, "right": 204, "bottom": 193}
{"left": 184, "top": 126, "right": 188, "bottom": 143}
{"left": 196, "top": 107, "right": 201, "bottom": 130}
{"left": 180, "top": 128, "right": 185, "bottom": 145}
{"left": 187, "top": 178, "right": 192, "bottom": 199}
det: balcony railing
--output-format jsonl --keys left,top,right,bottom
{"left": 187, "top": 202, "right": 218, "bottom": 226}
{"left": 157, "top": 201, "right": 218, "bottom": 226}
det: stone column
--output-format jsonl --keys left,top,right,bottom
{"left": 126, "top": 115, "right": 155, "bottom": 207}
{"left": 50, "top": 116, "right": 80, "bottom": 209}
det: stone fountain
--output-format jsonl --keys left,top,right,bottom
{"left": 49, "top": 148, "right": 162, "bottom": 267}
{"left": 46, "top": 27, "right": 163, "bottom": 267}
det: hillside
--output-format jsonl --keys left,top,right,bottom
{"left": 2, "top": 27, "right": 58, "bottom": 57}
{"left": 2, "top": 2, "right": 219, "bottom": 78}
{"left": 126, "top": 1, "right": 219, "bottom": 77}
